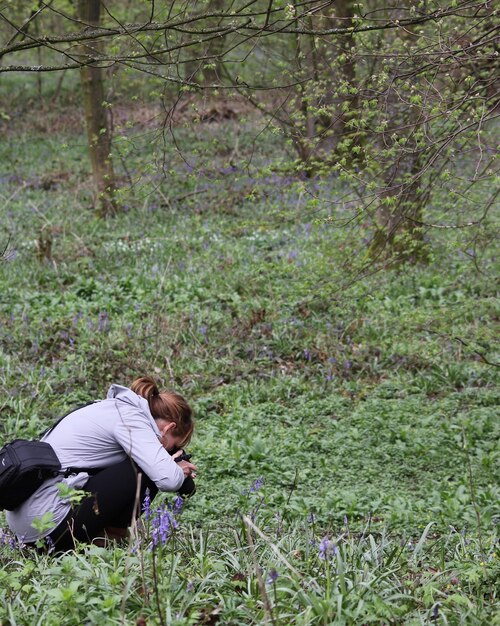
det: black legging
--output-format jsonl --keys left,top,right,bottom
{"left": 48, "top": 458, "right": 158, "bottom": 552}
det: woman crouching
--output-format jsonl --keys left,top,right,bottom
{"left": 6, "top": 376, "right": 197, "bottom": 551}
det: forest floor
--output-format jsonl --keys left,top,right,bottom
{"left": 0, "top": 103, "right": 498, "bottom": 625}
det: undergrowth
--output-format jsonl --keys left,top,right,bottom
{"left": 0, "top": 111, "right": 498, "bottom": 624}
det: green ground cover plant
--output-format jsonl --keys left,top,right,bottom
{"left": 0, "top": 111, "right": 498, "bottom": 624}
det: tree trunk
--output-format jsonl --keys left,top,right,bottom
{"left": 317, "top": 0, "right": 358, "bottom": 158}
{"left": 202, "top": 0, "right": 225, "bottom": 86}
{"left": 77, "top": 0, "right": 117, "bottom": 217}
{"left": 368, "top": 17, "right": 428, "bottom": 264}
{"left": 370, "top": 151, "right": 428, "bottom": 264}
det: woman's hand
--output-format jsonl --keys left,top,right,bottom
{"left": 172, "top": 450, "right": 197, "bottom": 479}
{"left": 178, "top": 460, "right": 197, "bottom": 479}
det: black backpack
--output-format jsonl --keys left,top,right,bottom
{"left": 0, "top": 403, "right": 96, "bottom": 511}
{"left": 0, "top": 440, "right": 61, "bottom": 510}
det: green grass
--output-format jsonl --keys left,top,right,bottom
{"left": 0, "top": 112, "right": 498, "bottom": 624}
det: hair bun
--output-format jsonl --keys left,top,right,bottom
{"left": 131, "top": 376, "right": 160, "bottom": 401}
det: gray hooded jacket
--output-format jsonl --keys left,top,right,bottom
{"left": 6, "top": 384, "right": 185, "bottom": 543}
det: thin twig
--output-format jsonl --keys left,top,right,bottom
{"left": 244, "top": 519, "right": 275, "bottom": 626}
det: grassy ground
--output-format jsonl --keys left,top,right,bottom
{"left": 0, "top": 110, "right": 498, "bottom": 624}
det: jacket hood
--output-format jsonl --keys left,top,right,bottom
{"left": 106, "top": 384, "right": 156, "bottom": 425}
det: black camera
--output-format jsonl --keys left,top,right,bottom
{"left": 171, "top": 447, "right": 196, "bottom": 498}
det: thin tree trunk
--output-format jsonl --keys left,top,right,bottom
{"left": 318, "top": 0, "right": 358, "bottom": 158}
{"left": 202, "top": 0, "right": 225, "bottom": 85}
{"left": 369, "top": 18, "right": 428, "bottom": 264}
{"left": 370, "top": 151, "right": 428, "bottom": 264}
{"left": 77, "top": 0, "right": 117, "bottom": 217}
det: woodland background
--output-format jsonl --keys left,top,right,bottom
{"left": 0, "top": 1, "right": 498, "bottom": 624}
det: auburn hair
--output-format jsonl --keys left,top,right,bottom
{"left": 131, "top": 376, "right": 194, "bottom": 445}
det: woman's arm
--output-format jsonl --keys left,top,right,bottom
{"left": 113, "top": 404, "right": 185, "bottom": 491}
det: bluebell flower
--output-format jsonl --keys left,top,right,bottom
{"left": 266, "top": 569, "right": 279, "bottom": 585}
{"left": 142, "top": 489, "right": 152, "bottom": 521}
{"left": 151, "top": 505, "right": 179, "bottom": 548}
{"left": 45, "top": 536, "right": 55, "bottom": 553}
{"left": 250, "top": 477, "right": 264, "bottom": 492}
{"left": 172, "top": 496, "right": 184, "bottom": 515}
{"left": 98, "top": 311, "right": 109, "bottom": 332}
{"left": 318, "top": 537, "right": 337, "bottom": 560}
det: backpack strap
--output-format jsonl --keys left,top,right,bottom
{"left": 62, "top": 466, "right": 101, "bottom": 478}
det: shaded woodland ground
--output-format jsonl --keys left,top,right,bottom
{"left": 0, "top": 54, "right": 499, "bottom": 625}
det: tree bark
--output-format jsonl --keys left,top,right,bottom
{"left": 317, "top": 0, "right": 358, "bottom": 158}
{"left": 369, "top": 20, "right": 428, "bottom": 264}
{"left": 202, "top": 0, "right": 225, "bottom": 86}
{"left": 77, "top": 0, "right": 117, "bottom": 217}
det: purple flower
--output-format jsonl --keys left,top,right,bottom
{"left": 266, "top": 569, "right": 279, "bottom": 584}
{"left": 0, "top": 528, "right": 20, "bottom": 550}
{"left": 318, "top": 537, "right": 337, "bottom": 560}
{"left": 172, "top": 496, "right": 184, "bottom": 515}
{"left": 151, "top": 505, "right": 178, "bottom": 547}
{"left": 142, "top": 489, "right": 152, "bottom": 521}
{"left": 45, "top": 536, "right": 55, "bottom": 553}
{"left": 307, "top": 513, "right": 316, "bottom": 524}
{"left": 98, "top": 311, "right": 109, "bottom": 332}
{"left": 250, "top": 477, "right": 264, "bottom": 492}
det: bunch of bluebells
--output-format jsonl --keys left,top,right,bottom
{"left": 151, "top": 506, "right": 179, "bottom": 548}
{"left": 0, "top": 527, "right": 18, "bottom": 550}
{"left": 250, "top": 477, "right": 264, "bottom": 493}
{"left": 318, "top": 537, "right": 337, "bottom": 561}
{"left": 141, "top": 490, "right": 183, "bottom": 549}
